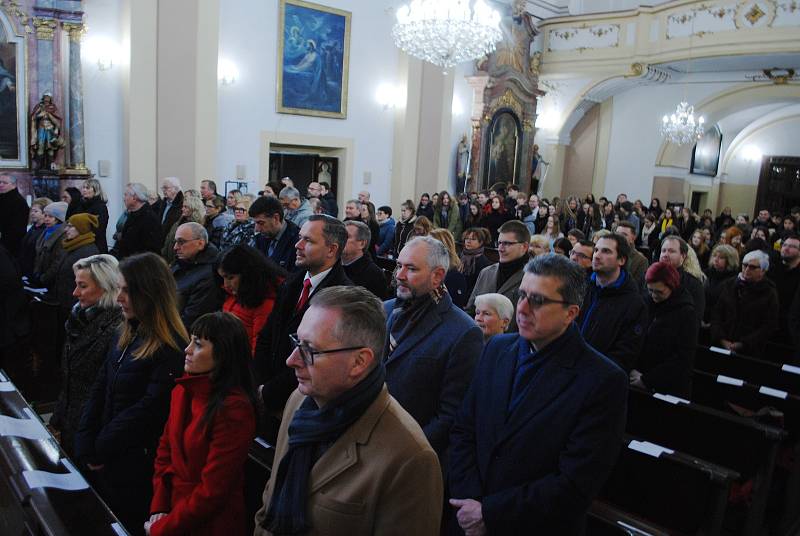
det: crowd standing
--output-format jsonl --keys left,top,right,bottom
{"left": 0, "top": 170, "right": 799, "bottom": 534}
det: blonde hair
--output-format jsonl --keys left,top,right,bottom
{"left": 529, "top": 235, "right": 551, "bottom": 254}
{"left": 429, "top": 228, "right": 461, "bottom": 270}
{"left": 709, "top": 244, "right": 739, "bottom": 272}
{"left": 182, "top": 195, "right": 206, "bottom": 224}
{"left": 683, "top": 245, "right": 707, "bottom": 283}
{"left": 72, "top": 254, "right": 121, "bottom": 309}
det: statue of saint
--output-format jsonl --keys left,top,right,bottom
{"left": 29, "top": 92, "right": 64, "bottom": 172}
{"left": 456, "top": 135, "right": 470, "bottom": 179}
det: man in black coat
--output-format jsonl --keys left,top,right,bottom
{"left": 319, "top": 181, "right": 339, "bottom": 218}
{"left": 342, "top": 220, "right": 388, "bottom": 299}
{"left": 577, "top": 234, "right": 647, "bottom": 372}
{"left": 0, "top": 243, "right": 29, "bottom": 367}
{"left": 153, "top": 177, "right": 184, "bottom": 241}
{"left": 449, "top": 254, "right": 627, "bottom": 535}
{"left": 250, "top": 195, "right": 299, "bottom": 272}
{"left": 767, "top": 233, "right": 800, "bottom": 339}
{"left": 112, "top": 183, "right": 162, "bottom": 259}
{"left": 0, "top": 174, "right": 30, "bottom": 258}
{"left": 254, "top": 215, "right": 351, "bottom": 440}
{"left": 170, "top": 222, "right": 224, "bottom": 330}
{"left": 659, "top": 235, "right": 706, "bottom": 327}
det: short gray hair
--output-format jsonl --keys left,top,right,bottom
{"left": 72, "top": 254, "right": 121, "bottom": 309}
{"left": 311, "top": 286, "right": 387, "bottom": 362}
{"left": 0, "top": 174, "right": 17, "bottom": 185}
{"left": 344, "top": 220, "right": 371, "bottom": 252}
{"left": 524, "top": 253, "right": 587, "bottom": 306}
{"left": 405, "top": 236, "right": 450, "bottom": 272}
{"left": 474, "top": 293, "right": 514, "bottom": 321}
{"left": 279, "top": 186, "right": 300, "bottom": 200}
{"left": 162, "top": 176, "right": 182, "bottom": 190}
{"left": 346, "top": 199, "right": 362, "bottom": 210}
{"left": 743, "top": 249, "right": 769, "bottom": 271}
{"left": 178, "top": 221, "right": 208, "bottom": 242}
{"left": 126, "top": 182, "right": 149, "bottom": 202}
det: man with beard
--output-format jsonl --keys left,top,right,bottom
{"left": 767, "top": 234, "right": 800, "bottom": 339}
{"left": 383, "top": 236, "right": 483, "bottom": 460}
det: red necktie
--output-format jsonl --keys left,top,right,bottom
{"left": 296, "top": 278, "right": 312, "bottom": 312}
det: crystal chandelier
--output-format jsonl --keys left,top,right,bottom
{"left": 392, "top": 0, "right": 503, "bottom": 71}
{"left": 660, "top": 101, "right": 705, "bottom": 145}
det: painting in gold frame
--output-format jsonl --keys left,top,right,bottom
{"left": 276, "top": 0, "right": 351, "bottom": 119}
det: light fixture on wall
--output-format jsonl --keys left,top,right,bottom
{"left": 392, "top": 0, "right": 502, "bottom": 72}
{"left": 659, "top": 18, "right": 705, "bottom": 145}
{"left": 218, "top": 58, "right": 239, "bottom": 86}
{"left": 375, "top": 83, "right": 404, "bottom": 109}
{"left": 83, "top": 36, "right": 121, "bottom": 71}
{"left": 743, "top": 145, "right": 762, "bottom": 162}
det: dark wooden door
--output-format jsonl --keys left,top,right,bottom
{"left": 755, "top": 156, "right": 800, "bottom": 216}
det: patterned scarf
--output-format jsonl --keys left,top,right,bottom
{"left": 459, "top": 246, "right": 485, "bottom": 276}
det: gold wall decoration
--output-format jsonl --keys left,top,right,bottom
{"left": 32, "top": 17, "right": 57, "bottom": 40}
{"left": 0, "top": 0, "right": 30, "bottom": 33}
{"left": 495, "top": 89, "right": 523, "bottom": 117}
{"left": 62, "top": 22, "right": 86, "bottom": 43}
{"left": 734, "top": 0, "right": 777, "bottom": 28}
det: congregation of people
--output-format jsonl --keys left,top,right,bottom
{"left": 1, "top": 169, "right": 800, "bottom": 535}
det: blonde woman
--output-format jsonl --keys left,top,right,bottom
{"left": 162, "top": 195, "right": 205, "bottom": 263}
{"left": 529, "top": 234, "right": 551, "bottom": 257}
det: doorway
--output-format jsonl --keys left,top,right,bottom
{"left": 268, "top": 152, "right": 339, "bottom": 197}
{"left": 755, "top": 156, "right": 800, "bottom": 215}
{"left": 690, "top": 191, "right": 708, "bottom": 214}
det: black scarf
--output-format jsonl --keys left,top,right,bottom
{"left": 497, "top": 254, "right": 528, "bottom": 291}
{"left": 263, "top": 362, "right": 386, "bottom": 534}
{"left": 388, "top": 284, "right": 446, "bottom": 356}
{"left": 459, "top": 246, "right": 485, "bottom": 276}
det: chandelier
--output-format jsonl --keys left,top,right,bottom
{"left": 392, "top": 0, "right": 503, "bottom": 71}
{"left": 660, "top": 101, "right": 705, "bottom": 145}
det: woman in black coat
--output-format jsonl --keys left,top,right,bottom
{"left": 80, "top": 179, "right": 110, "bottom": 253}
{"left": 459, "top": 227, "right": 492, "bottom": 299}
{"left": 630, "top": 262, "right": 698, "bottom": 398}
{"left": 50, "top": 254, "right": 123, "bottom": 458}
{"left": 53, "top": 213, "right": 100, "bottom": 315}
{"left": 75, "top": 253, "right": 187, "bottom": 536}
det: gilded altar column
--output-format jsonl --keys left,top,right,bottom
{"left": 62, "top": 22, "right": 87, "bottom": 170}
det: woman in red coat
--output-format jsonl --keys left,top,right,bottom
{"left": 145, "top": 312, "right": 258, "bottom": 536}
{"left": 217, "top": 245, "right": 286, "bottom": 354}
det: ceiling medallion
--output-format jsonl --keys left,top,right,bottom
{"left": 745, "top": 4, "right": 766, "bottom": 23}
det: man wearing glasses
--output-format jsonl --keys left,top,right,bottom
{"left": 466, "top": 220, "right": 531, "bottom": 332}
{"left": 254, "top": 286, "right": 442, "bottom": 536}
{"left": 153, "top": 177, "right": 183, "bottom": 241}
{"left": 767, "top": 233, "right": 800, "bottom": 340}
{"left": 449, "top": 254, "right": 627, "bottom": 535}
{"left": 170, "top": 222, "right": 224, "bottom": 330}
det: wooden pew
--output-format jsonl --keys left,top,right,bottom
{"left": 588, "top": 501, "right": 671, "bottom": 536}
{"left": 596, "top": 434, "right": 739, "bottom": 536}
{"left": 627, "top": 387, "right": 785, "bottom": 535}
{"left": 245, "top": 436, "right": 275, "bottom": 535}
{"left": 695, "top": 346, "right": 800, "bottom": 395}
{"left": 0, "top": 370, "right": 129, "bottom": 535}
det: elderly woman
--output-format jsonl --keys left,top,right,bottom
{"left": 203, "top": 196, "right": 233, "bottom": 248}
{"left": 19, "top": 197, "right": 52, "bottom": 278}
{"left": 220, "top": 196, "right": 255, "bottom": 252}
{"left": 50, "top": 254, "right": 123, "bottom": 458}
{"left": 474, "top": 293, "right": 514, "bottom": 342}
{"left": 459, "top": 227, "right": 492, "bottom": 298}
{"left": 145, "top": 312, "right": 256, "bottom": 536}
{"left": 711, "top": 249, "right": 779, "bottom": 357}
{"left": 34, "top": 201, "right": 68, "bottom": 288}
{"left": 529, "top": 234, "right": 551, "bottom": 257}
{"left": 75, "top": 252, "right": 188, "bottom": 535}
{"left": 630, "top": 262, "right": 697, "bottom": 398}
{"left": 703, "top": 244, "right": 739, "bottom": 324}
{"left": 162, "top": 195, "right": 205, "bottom": 264}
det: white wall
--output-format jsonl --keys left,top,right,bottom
{"left": 216, "top": 0, "right": 399, "bottom": 206}
{"left": 448, "top": 61, "right": 475, "bottom": 194}
{"left": 82, "top": 0, "right": 126, "bottom": 245}
{"left": 723, "top": 111, "right": 800, "bottom": 185}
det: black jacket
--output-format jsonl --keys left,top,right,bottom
{"left": 711, "top": 276, "right": 779, "bottom": 358}
{"left": 153, "top": 191, "right": 183, "bottom": 244}
{"left": 0, "top": 188, "right": 29, "bottom": 257}
{"left": 0, "top": 244, "right": 29, "bottom": 349}
{"left": 54, "top": 242, "right": 100, "bottom": 313}
{"left": 80, "top": 196, "right": 110, "bottom": 253}
{"left": 170, "top": 243, "right": 224, "bottom": 329}
{"left": 254, "top": 262, "right": 352, "bottom": 416}
{"left": 639, "top": 286, "right": 698, "bottom": 398}
{"left": 112, "top": 204, "right": 162, "bottom": 259}
{"left": 343, "top": 254, "right": 388, "bottom": 299}
{"left": 19, "top": 224, "right": 45, "bottom": 278}
{"left": 680, "top": 269, "right": 706, "bottom": 327}
{"left": 578, "top": 270, "right": 648, "bottom": 372}
{"left": 253, "top": 219, "right": 300, "bottom": 272}
{"left": 703, "top": 267, "right": 736, "bottom": 323}
{"left": 393, "top": 217, "right": 416, "bottom": 257}
{"left": 320, "top": 192, "right": 338, "bottom": 218}
{"left": 767, "top": 262, "right": 800, "bottom": 336}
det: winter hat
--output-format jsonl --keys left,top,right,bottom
{"left": 67, "top": 212, "right": 99, "bottom": 235}
{"left": 44, "top": 201, "right": 68, "bottom": 223}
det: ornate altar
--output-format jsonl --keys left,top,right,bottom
{"left": 464, "top": 0, "right": 543, "bottom": 193}
{"left": 0, "top": 0, "right": 92, "bottom": 198}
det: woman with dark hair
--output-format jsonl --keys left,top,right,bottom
{"left": 360, "top": 201, "right": 381, "bottom": 255}
{"left": 553, "top": 237, "right": 573, "bottom": 257}
{"left": 81, "top": 178, "right": 110, "bottom": 253}
{"left": 649, "top": 198, "right": 663, "bottom": 219}
{"left": 433, "top": 190, "right": 463, "bottom": 240}
{"left": 689, "top": 229, "right": 710, "bottom": 268}
{"left": 483, "top": 196, "right": 509, "bottom": 244}
{"left": 416, "top": 193, "right": 434, "bottom": 221}
{"left": 581, "top": 203, "right": 602, "bottom": 238}
{"left": 145, "top": 312, "right": 257, "bottom": 536}
{"left": 464, "top": 201, "right": 483, "bottom": 230}
{"left": 560, "top": 196, "right": 581, "bottom": 234}
{"left": 218, "top": 245, "right": 286, "bottom": 353}
{"left": 429, "top": 228, "right": 468, "bottom": 308}
{"left": 601, "top": 202, "right": 615, "bottom": 230}
{"left": 459, "top": 227, "right": 492, "bottom": 298}
{"left": 533, "top": 203, "right": 549, "bottom": 234}
{"left": 76, "top": 252, "right": 188, "bottom": 535}
{"left": 393, "top": 200, "right": 417, "bottom": 256}
{"left": 61, "top": 186, "right": 83, "bottom": 220}
{"left": 630, "top": 261, "right": 697, "bottom": 398}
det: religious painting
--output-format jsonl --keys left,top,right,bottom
{"left": 277, "top": 0, "right": 351, "bottom": 119}
{"left": 0, "top": 37, "right": 26, "bottom": 167}
{"left": 484, "top": 111, "right": 522, "bottom": 188}
{"left": 691, "top": 125, "right": 722, "bottom": 177}
{"left": 314, "top": 157, "right": 337, "bottom": 187}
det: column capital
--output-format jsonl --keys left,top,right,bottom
{"left": 32, "top": 17, "right": 57, "bottom": 40}
{"left": 62, "top": 22, "right": 86, "bottom": 43}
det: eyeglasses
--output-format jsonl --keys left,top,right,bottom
{"left": 570, "top": 251, "right": 591, "bottom": 261}
{"left": 205, "top": 205, "right": 215, "bottom": 209}
{"left": 742, "top": 263, "right": 762, "bottom": 271}
{"left": 174, "top": 238, "right": 201, "bottom": 246}
{"left": 234, "top": 207, "right": 247, "bottom": 213}
{"left": 289, "top": 333, "right": 364, "bottom": 366}
{"left": 497, "top": 240, "right": 523, "bottom": 249}
{"left": 518, "top": 290, "right": 572, "bottom": 309}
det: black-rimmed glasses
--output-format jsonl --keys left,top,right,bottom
{"left": 289, "top": 333, "right": 364, "bottom": 366}
{"left": 517, "top": 290, "right": 572, "bottom": 309}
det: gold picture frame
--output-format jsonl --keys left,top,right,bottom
{"left": 276, "top": 0, "right": 351, "bottom": 119}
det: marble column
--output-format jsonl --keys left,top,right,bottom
{"left": 63, "top": 22, "right": 86, "bottom": 169}
{"left": 32, "top": 17, "right": 58, "bottom": 99}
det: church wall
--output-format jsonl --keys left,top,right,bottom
{"left": 562, "top": 102, "right": 598, "bottom": 198}
{"left": 448, "top": 61, "right": 474, "bottom": 195}
{"left": 216, "top": 0, "right": 399, "bottom": 206}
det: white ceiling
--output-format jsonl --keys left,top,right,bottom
{"left": 660, "top": 53, "right": 800, "bottom": 74}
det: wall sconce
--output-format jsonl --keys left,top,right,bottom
{"left": 535, "top": 110, "right": 560, "bottom": 130}
{"left": 452, "top": 95, "right": 464, "bottom": 116}
{"left": 375, "top": 83, "right": 404, "bottom": 110}
{"left": 218, "top": 58, "right": 239, "bottom": 86}
{"left": 97, "top": 55, "right": 113, "bottom": 71}
{"left": 83, "top": 37, "right": 121, "bottom": 72}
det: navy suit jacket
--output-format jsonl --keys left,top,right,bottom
{"left": 253, "top": 220, "right": 300, "bottom": 272}
{"left": 383, "top": 294, "right": 483, "bottom": 460}
{"left": 449, "top": 324, "right": 627, "bottom": 535}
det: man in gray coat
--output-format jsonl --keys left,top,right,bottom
{"left": 467, "top": 220, "right": 531, "bottom": 332}
{"left": 280, "top": 186, "right": 313, "bottom": 228}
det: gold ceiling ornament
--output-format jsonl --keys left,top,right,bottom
{"left": 32, "top": 17, "right": 57, "bottom": 40}
{"left": 745, "top": 3, "right": 766, "bottom": 22}
{"left": 734, "top": 0, "right": 777, "bottom": 28}
{"left": 763, "top": 68, "right": 796, "bottom": 84}
{"left": 62, "top": 22, "right": 86, "bottom": 43}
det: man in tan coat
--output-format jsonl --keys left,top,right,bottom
{"left": 254, "top": 286, "right": 443, "bottom": 536}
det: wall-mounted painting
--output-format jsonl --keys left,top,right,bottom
{"left": 484, "top": 110, "right": 522, "bottom": 189}
{"left": 0, "top": 14, "right": 28, "bottom": 168}
{"left": 277, "top": 0, "right": 351, "bottom": 119}
{"left": 691, "top": 124, "right": 723, "bottom": 177}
